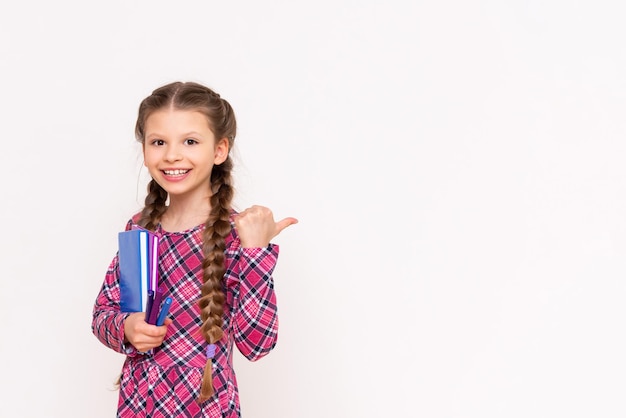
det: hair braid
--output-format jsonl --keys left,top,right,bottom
{"left": 198, "top": 160, "right": 234, "bottom": 402}
{"left": 137, "top": 179, "right": 168, "bottom": 230}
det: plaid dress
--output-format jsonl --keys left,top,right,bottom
{"left": 92, "top": 215, "right": 280, "bottom": 417}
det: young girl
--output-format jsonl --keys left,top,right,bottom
{"left": 92, "top": 81, "right": 297, "bottom": 417}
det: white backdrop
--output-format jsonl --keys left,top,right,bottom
{"left": 1, "top": 1, "right": 625, "bottom": 417}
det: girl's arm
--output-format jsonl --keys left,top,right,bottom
{"left": 229, "top": 244, "right": 280, "bottom": 361}
{"left": 91, "top": 255, "right": 134, "bottom": 355}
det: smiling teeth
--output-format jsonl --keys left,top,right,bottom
{"left": 164, "top": 169, "right": 189, "bottom": 175}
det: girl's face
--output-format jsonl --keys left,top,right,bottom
{"left": 143, "top": 109, "right": 229, "bottom": 201}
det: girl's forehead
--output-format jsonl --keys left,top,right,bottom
{"left": 146, "top": 109, "right": 209, "bottom": 125}
{"left": 144, "top": 109, "right": 214, "bottom": 138}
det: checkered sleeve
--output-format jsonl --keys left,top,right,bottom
{"left": 232, "top": 243, "right": 280, "bottom": 361}
{"left": 91, "top": 254, "right": 136, "bottom": 356}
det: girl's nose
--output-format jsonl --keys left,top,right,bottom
{"left": 165, "top": 145, "right": 182, "bottom": 162}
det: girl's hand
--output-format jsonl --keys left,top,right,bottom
{"left": 123, "top": 312, "right": 172, "bottom": 352}
{"left": 234, "top": 205, "right": 298, "bottom": 248}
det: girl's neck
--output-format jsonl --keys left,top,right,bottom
{"left": 161, "top": 198, "right": 211, "bottom": 233}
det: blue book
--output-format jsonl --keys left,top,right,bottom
{"left": 118, "top": 229, "right": 157, "bottom": 313}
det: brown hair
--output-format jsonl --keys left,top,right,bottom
{"left": 135, "top": 81, "right": 237, "bottom": 402}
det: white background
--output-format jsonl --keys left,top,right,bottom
{"left": 1, "top": 1, "right": 625, "bottom": 417}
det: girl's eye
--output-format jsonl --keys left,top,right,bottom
{"left": 151, "top": 139, "right": 165, "bottom": 146}
{"left": 185, "top": 138, "right": 198, "bottom": 145}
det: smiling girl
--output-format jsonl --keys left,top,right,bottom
{"left": 92, "top": 81, "right": 297, "bottom": 417}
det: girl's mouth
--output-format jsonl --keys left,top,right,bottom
{"left": 163, "top": 169, "right": 190, "bottom": 176}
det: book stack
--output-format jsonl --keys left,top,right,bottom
{"left": 118, "top": 228, "right": 171, "bottom": 325}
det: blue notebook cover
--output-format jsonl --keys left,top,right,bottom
{"left": 118, "top": 229, "right": 156, "bottom": 312}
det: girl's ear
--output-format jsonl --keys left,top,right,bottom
{"left": 214, "top": 137, "right": 230, "bottom": 165}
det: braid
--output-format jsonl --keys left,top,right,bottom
{"left": 138, "top": 179, "right": 168, "bottom": 230}
{"left": 198, "top": 158, "right": 234, "bottom": 402}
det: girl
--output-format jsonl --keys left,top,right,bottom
{"left": 92, "top": 81, "right": 297, "bottom": 417}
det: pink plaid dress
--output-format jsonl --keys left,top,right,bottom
{"left": 92, "top": 214, "right": 280, "bottom": 417}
